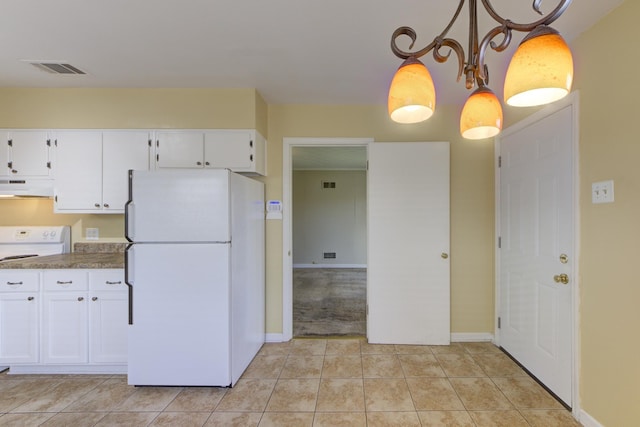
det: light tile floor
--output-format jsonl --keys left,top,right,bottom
{"left": 0, "top": 339, "right": 582, "bottom": 426}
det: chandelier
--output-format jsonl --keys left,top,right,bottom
{"left": 387, "top": 0, "right": 574, "bottom": 139}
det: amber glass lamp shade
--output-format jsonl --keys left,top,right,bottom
{"left": 504, "top": 26, "right": 573, "bottom": 107}
{"left": 460, "top": 86, "right": 503, "bottom": 140}
{"left": 388, "top": 57, "right": 436, "bottom": 124}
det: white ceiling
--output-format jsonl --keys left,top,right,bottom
{"left": 0, "top": 0, "right": 624, "bottom": 107}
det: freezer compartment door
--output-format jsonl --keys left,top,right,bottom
{"left": 126, "top": 169, "right": 231, "bottom": 242}
{"left": 127, "top": 243, "right": 231, "bottom": 386}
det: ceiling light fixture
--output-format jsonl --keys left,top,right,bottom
{"left": 388, "top": 0, "right": 574, "bottom": 140}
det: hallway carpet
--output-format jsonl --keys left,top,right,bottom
{"left": 293, "top": 268, "right": 366, "bottom": 337}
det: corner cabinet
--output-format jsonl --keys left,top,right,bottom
{"left": 53, "top": 131, "right": 151, "bottom": 213}
{"left": 155, "top": 129, "right": 266, "bottom": 175}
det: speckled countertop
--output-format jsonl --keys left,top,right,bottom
{"left": 0, "top": 242, "right": 126, "bottom": 269}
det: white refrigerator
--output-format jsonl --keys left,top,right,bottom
{"left": 124, "top": 169, "right": 265, "bottom": 386}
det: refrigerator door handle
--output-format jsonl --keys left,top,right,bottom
{"left": 124, "top": 170, "right": 134, "bottom": 242}
{"left": 125, "top": 244, "right": 134, "bottom": 325}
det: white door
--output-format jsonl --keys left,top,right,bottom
{"left": 367, "top": 142, "right": 450, "bottom": 345}
{"left": 499, "top": 104, "right": 574, "bottom": 405}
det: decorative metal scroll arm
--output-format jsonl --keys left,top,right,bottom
{"left": 477, "top": 22, "right": 513, "bottom": 82}
{"left": 480, "top": 0, "right": 573, "bottom": 32}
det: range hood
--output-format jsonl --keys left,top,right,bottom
{"left": 0, "top": 179, "right": 54, "bottom": 198}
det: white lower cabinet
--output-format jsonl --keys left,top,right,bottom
{"left": 42, "top": 290, "right": 88, "bottom": 364}
{"left": 88, "top": 270, "right": 128, "bottom": 363}
{"left": 1, "top": 269, "right": 127, "bottom": 374}
{"left": 0, "top": 271, "right": 40, "bottom": 364}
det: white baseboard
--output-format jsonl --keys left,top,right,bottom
{"left": 451, "top": 333, "right": 495, "bottom": 343}
{"left": 265, "top": 333, "right": 286, "bottom": 343}
{"left": 293, "top": 264, "right": 367, "bottom": 269}
{"left": 578, "top": 409, "right": 604, "bottom": 427}
{"left": 266, "top": 332, "right": 495, "bottom": 344}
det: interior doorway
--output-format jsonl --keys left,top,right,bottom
{"left": 291, "top": 145, "right": 368, "bottom": 337}
{"left": 283, "top": 138, "right": 372, "bottom": 341}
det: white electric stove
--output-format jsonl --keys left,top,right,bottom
{"left": 0, "top": 226, "right": 71, "bottom": 262}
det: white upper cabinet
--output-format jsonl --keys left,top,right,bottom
{"left": 102, "top": 131, "right": 152, "bottom": 211}
{"left": 54, "top": 131, "right": 151, "bottom": 213}
{"left": 156, "top": 129, "right": 266, "bottom": 175}
{"left": 0, "top": 130, "right": 52, "bottom": 178}
{"left": 53, "top": 131, "right": 103, "bottom": 212}
{"left": 155, "top": 131, "right": 204, "bottom": 168}
{"left": 205, "top": 130, "right": 266, "bottom": 175}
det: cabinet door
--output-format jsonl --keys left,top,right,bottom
{"left": 156, "top": 131, "right": 204, "bottom": 168}
{"left": 8, "top": 131, "right": 51, "bottom": 177}
{"left": 89, "top": 291, "right": 128, "bottom": 363}
{"left": 0, "top": 131, "right": 10, "bottom": 177}
{"left": 54, "top": 131, "right": 103, "bottom": 211}
{"left": 102, "top": 131, "right": 151, "bottom": 212}
{"left": 42, "top": 292, "right": 88, "bottom": 364}
{"left": 0, "top": 293, "right": 39, "bottom": 363}
{"left": 205, "top": 130, "right": 260, "bottom": 173}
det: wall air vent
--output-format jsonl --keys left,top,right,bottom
{"left": 322, "top": 181, "right": 336, "bottom": 189}
{"left": 30, "top": 62, "right": 87, "bottom": 75}
{"left": 323, "top": 252, "right": 336, "bottom": 259}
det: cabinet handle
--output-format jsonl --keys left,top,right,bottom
{"left": 27, "top": 296, "right": 34, "bottom": 301}
{"left": 7, "top": 281, "right": 23, "bottom": 286}
{"left": 249, "top": 154, "right": 253, "bottom": 162}
{"left": 250, "top": 140, "right": 253, "bottom": 148}
{"left": 196, "top": 161, "right": 202, "bottom": 166}
{"left": 205, "top": 161, "right": 210, "bottom": 166}
{"left": 103, "top": 203, "right": 110, "bottom": 208}
{"left": 57, "top": 280, "right": 73, "bottom": 284}
{"left": 105, "top": 281, "right": 122, "bottom": 285}
{"left": 11, "top": 169, "right": 18, "bottom": 174}
{"left": 94, "top": 203, "right": 101, "bottom": 208}
{"left": 92, "top": 297, "right": 98, "bottom": 301}
{"left": 77, "top": 297, "right": 84, "bottom": 302}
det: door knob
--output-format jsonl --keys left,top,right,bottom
{"left": 554, "top": 274, "right": 569, "bottom": 285}
{"left": 441, "top": 252, "right": 449, "bottom": 259}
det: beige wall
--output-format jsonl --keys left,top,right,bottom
{"left": 572, "top": 1, "right": 640, "bottom": 425}
{"left": 293, "top": 170, "right": 367, "bottom": 265}
{"left": 267, "top": 104, "right": 496, "bottom": 334}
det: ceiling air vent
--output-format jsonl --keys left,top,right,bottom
{"left": 322, "top": 181, "right": 336, "bottom": 189}
{"left": 30, "top": 62, "right": 87, "bottom": 75}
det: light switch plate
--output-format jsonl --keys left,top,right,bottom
{"left": 592, "top": 180, "right": 614, "bottom": 204}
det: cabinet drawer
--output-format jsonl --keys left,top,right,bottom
{"left": 90, "top": 270, "right": 126, "bottom": 292}
{"left": 43, "top": 270, "right": 88, "bottom": 291}
{"left": 0, "top": 271, "right": 40, "bottom": 292}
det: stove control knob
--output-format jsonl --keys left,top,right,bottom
{"left": 50, "top": 230, "right": 56, "bottom": 238}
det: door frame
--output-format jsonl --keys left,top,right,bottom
{"left": 494, "top": 92, "right": 581, "bottom": 414}
{"left": 282, "top": 137, "right": 373, "bottom": 341}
